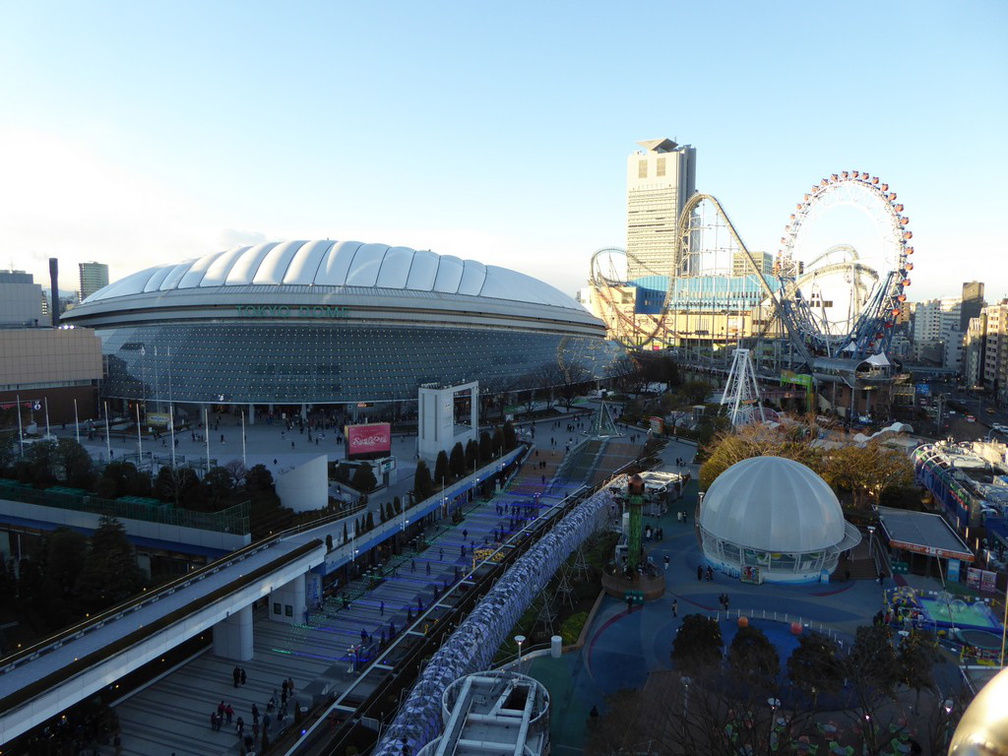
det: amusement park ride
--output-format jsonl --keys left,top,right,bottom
{"left": 589, "top": 171, "right": 915, "bottom": 376}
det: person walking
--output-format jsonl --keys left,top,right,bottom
{"left": 240, "top": 667, "right": 247, "bottom": 686}
{"left": 232, "top": 666, "right": 240, "bottom": 688}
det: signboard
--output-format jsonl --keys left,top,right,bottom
{"left": 346, "top": 423, "right": 391, "bottom": 460}
{"left": 146, "top": 412, "right": 171, "bottom": 428}
{"left": 947, "top": 558, "right": 960, "bottom": 582}
{"left": 649, "top": 416, "right": 663, "bottom": 434}
{"left": 916, "top": 383, "right": 932, "bottom": 397}
{"left": 967, "top": 568, "right": 981, "bottom": 589}
{"left": 980, "top": 570, "right": 997, "bottom": 593}
{"left": 889, "top": 539, "right": 973, "bottom": 561}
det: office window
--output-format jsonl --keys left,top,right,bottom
{"left": 656, "top": 157, "right": 666, "bottom": 177}
{"left": 638, "top": 160, "right": 647, "bottom": 179}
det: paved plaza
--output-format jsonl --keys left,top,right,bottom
{"left": 36, "top": 413, "right": 958, "bottom": 755}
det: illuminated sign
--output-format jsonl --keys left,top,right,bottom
{"left": 346, "top": 423, "right": 391, "bottom": 458}
{"left": 235, "top": 305, "right": 349, "bottom": 319}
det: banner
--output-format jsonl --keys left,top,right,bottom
{"left": 947, "top": 558, "right": 960, "bottom": 583}
{"left": 966, "top": 567, "right": 982, "bottom": 589}
{"left": 346, "top": 422, "right": 391, "bottom": 459}
{"left": 981, "top": 570, "right": 997, "bottom": 593}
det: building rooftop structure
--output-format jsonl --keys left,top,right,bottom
{"left": 417, "top": 670, "right": 550, "bottom": 756}
{"left": 877, "top": 506, "right": 973, "bottom": 561}
{"left": 698, "top": 456, "right": 861, "bottom": 583}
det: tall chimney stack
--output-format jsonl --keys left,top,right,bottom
{"left": 49, "top": 257, "right": 60, "bottom": 328}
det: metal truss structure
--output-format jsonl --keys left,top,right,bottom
{"left": 720, "top": 348, "right": 766, "bottom": 426}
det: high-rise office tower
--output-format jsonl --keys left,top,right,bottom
{"left": 79, "top": 261, "right": 109, "bottom": 301}
{"left": 626, "top": 138, "right": 696, "bottom": 281}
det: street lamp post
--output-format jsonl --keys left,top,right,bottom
{"left": 514, "top": 634, "right": 525, "bottom": 672}
{"left": 867, "top": 525, "right": 876, "bottom": 559}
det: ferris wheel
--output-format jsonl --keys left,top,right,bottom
{"left": 776, "top": 171, "right": 914, "bottom": 359}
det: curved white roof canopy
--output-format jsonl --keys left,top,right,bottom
{"left": 699, "top": 456, "right": 846, "bottom": 553}
{"left": 85, "top": 240, "right": 584, "bottom": 311}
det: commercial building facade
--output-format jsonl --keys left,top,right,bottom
{"left": 79, "top": 261, "right": 110, "bottom": 302}
{"left": 626, "top": 138, "right": 696, "bottom": 280}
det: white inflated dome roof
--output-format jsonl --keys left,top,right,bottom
{"left": 84, "top": 240, "right": 583, "bottom": 311}
{"left": 699, "top": 456, "right": 845, "bottom": 553}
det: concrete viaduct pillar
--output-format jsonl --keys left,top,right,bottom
{"left": 213, "top": 604, "right": 253, "bottom": 661}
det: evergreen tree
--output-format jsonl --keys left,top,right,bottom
{"left": 342, "top": 522, "right": 348, "bottom": 544}
{"left": 727, "top": 625, "right": 779, "bottom": 691}
{"left": 75, "top": 516, "right": 146, "bottom": 612}
{"left": 434, "top": 450, "right": 450, "bottom": 488}
{"left": 449, "top": 442, "right": 466, "bottom": 477}
{"left": 671, "top": 614, "right": 723, "bottom": 676}
{"left": 465, "top": 439, "right": 479, "bottom": 469}
{"left": 352, "top": 462, "right": 377, "bottom": 493}
{"left": 325, "top": 534, "right": 333, "bottom": 551}
{"left": 413, "top": 460, "right": 433, "bottom": 503}
{"left": 479, "top": 430, "right": 493, "bottom": 463}
{"left": 54, "top": 438, "right": 95, "bottom": 489}
{"left": 393, "top": 496, "right": 401, "bottom": 514}
{"left": 491, "top": 427, "right": 504, "bottom": 459}
{"left": 245, "top": 463, "right": 275, "bottom": 492}
{"left": 503, "top": 421, "right": 517, "bottom": 450}
{"left": 365, "top": 511, "right": 375, "bottom": 531}
{"left": 787, "top": 632, "right": 844, "bottom": 708}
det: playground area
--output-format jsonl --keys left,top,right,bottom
{"left": 887, "top": 585, "right": 1005, "bottom": 666}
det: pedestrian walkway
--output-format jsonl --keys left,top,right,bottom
{"left": 519, "top": 439, "right": 915, "bottom": 753}
{"left": 99, "top": 414, "right": 643, "bottom": 755}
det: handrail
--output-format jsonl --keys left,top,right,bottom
{"left": 0, "top": 539, "right": 324, "bottom": 719}
{"left": 0, "top": 529, "right": 288, "bottom": 671}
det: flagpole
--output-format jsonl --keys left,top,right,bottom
{"left": 204, "top": 407, "right": 210, "bottom": 472}
{"left": 241, "top": 411, "right": 247, "bottom": 468}
{"left": 104, "top": 401, "right": 111, "bottom": 461}
{"left": 16, "top": 394, "right": 24, "bottom": 458}
{"left": 45, "top": 398, "right": 51, "bottom": 440}
{"left": 136, "top": 403, "right": 143, "bottom": 460}
{"left": 170, "top": 402, "right": 176, "bottom": 468}
{"left": 74, "top": 399, "right": 80, "bottom": 444}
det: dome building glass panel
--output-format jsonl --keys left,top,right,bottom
{"left": 698, "top": 456, "right": 861, "bottom": 584}
{"left": 62, "top": 241, "right": 624, "bottom": 410}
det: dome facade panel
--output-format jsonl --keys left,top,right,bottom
{"left": 404, "top": 248, "right": 439, "bottom": 291}
{"left": 160, "top": 261, "right": 197, "bottom": 291}
{"left": 178, "top": 250, "right": 227, "bottom": 289}
{"left": 201, "top": 247, "right": 250, "bottom": 286}
{"left": 224, "top": 242, "right": 280, "bottom": 285}
{"left": 433, "top": 255, "right": 464, "bottom": 293}
{"left": 375, "top": 246, "right": 414, "bottom": 289}
{"left": 345, "top": 243, "right": 391, "bottom": 287}
{"left": 315, "top": 240, "right": 363, "bottom": 285}
{"left": 142, "top": 266, "right": 175, "bottom": 293}
{"left": 253, "top": 240, "right": 307, "bottom": 285}
{"left": 479, "top": 266, "right": 578, "bottom": 309}
{"left": 701, "top": 456, "right": 844, "bottom": 553}
{"left": 283, "top": 240, "right": 335, "bottom": 284}
{"left": 457, "top": 260, "right": 487, "bottom": 296}
{"left": 89, "top": 267, "right": 158, "bottom": 301}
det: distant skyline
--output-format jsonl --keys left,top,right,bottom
{"left": 1, "top": 2, "right": 1005, "bottom": 303}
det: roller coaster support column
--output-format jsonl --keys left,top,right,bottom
{"left": 627, "top": 475, "right": 645, "bottom": 571}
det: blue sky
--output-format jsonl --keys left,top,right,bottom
{"left": 1, "top": 1, "right": 1005, "bottom": 302}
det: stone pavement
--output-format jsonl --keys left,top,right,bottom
{"left": 74, "top": 409, "right": 638, "bottom": 756}
{"left": 524, "top": 435, "right": 905, "bottom": 754}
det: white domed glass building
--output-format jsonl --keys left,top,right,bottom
{"left": 698, "top": 456, "right": 861, "bottom": 584}
{"left": 61, "top": 240, "right": 623, "bottom": 410}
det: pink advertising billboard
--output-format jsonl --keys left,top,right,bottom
{"left": 346, "top": 423, "right": 391, "bottom": 459}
